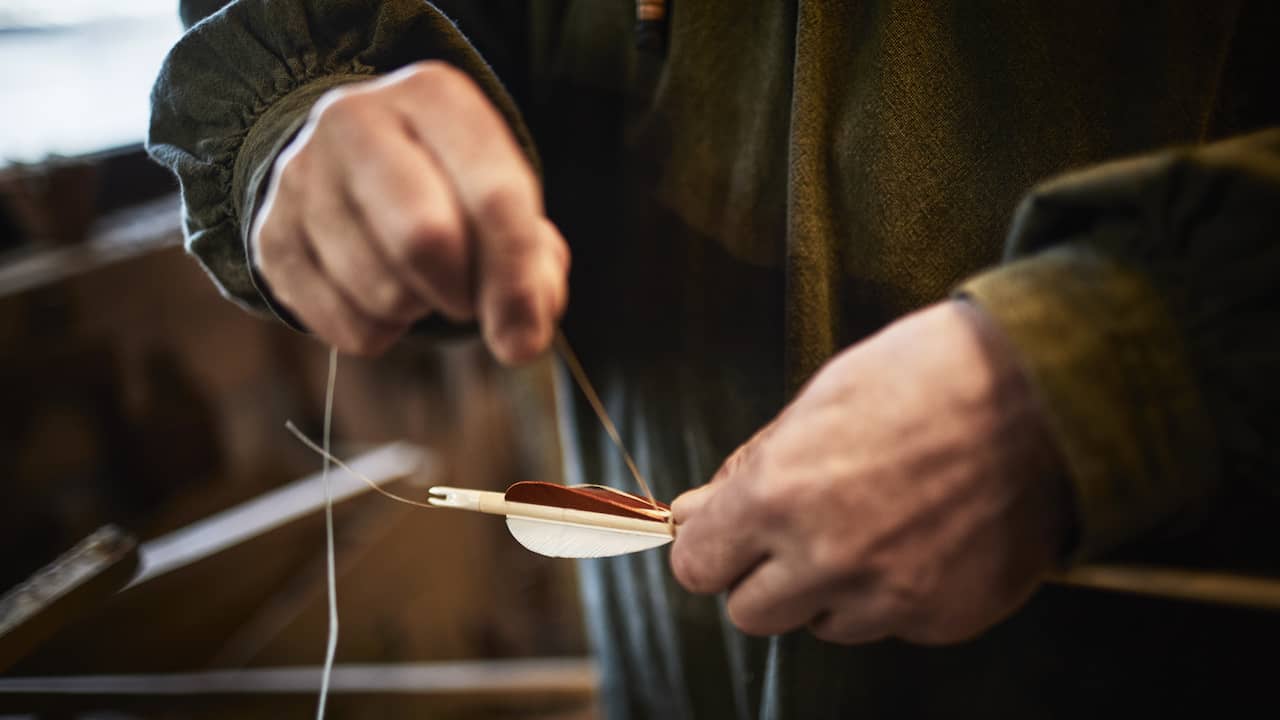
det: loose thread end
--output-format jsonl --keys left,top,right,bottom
{"left": 553, "top": 330, "right": 661, "bottom": 511}
{"left": 284, "top": 419, "right": 436, "bottom": 511}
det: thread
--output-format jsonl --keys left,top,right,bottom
{"left": 286, "top": 420, "right": 436, "bottom": 510}
{"left": 316, "top": 347, "right": 338, "bottom": 719}
{"left": 553, "top": 331, "right": 659, "bottom": 510}
{"left": 288, "top": 335, "right": 667, "bottom": 716}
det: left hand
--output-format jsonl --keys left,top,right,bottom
{"left": 669, "top": 300, "right": 1073, "bottom": 645}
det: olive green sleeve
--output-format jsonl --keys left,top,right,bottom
{"left": 959, "top": 128, "right": 1280, "bottom": 562}
{"left": 147, "top": 0, "right": 536, "bottom": 324}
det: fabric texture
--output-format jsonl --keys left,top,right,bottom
{"left": 149, "top": 1, "right": 1280, "bottom": 718}
{"left": 961, "top": 131, "right": 1280, "bottom": 560}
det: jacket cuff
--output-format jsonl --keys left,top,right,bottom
{"left": 957, "top": 246, "right": 1219, "bottom": 562}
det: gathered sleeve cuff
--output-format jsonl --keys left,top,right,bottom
{"left": 958, "top": 129, "right": 1280, "bottom": 562}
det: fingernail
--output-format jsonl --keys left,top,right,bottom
{"left": 494, "top": 283, "right": 556, "bottom": 364}
{"left": 490, "top": 310, "right": 551, "bottom": 365}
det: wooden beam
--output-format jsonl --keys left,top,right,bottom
{"left": 0, "top": 526, "right": 137, "bottom": 673}
{"left": 0, "top": 658, "right": 596, "bottom": 697}
{"left": 0, "top": 659, "right": 598, "bottom": 718}
{"left": 129, "top": 441, "right": 430, "bottom": 588}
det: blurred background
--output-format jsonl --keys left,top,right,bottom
{"left": 0, "top": 2, "right": 593, "bottom": 717}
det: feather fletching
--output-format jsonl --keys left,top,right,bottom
{"left": 505, "top": 516, "right": 673, "bottom": 558}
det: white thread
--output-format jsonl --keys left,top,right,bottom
{"left": 316, "top": 347, "right": 339, "bottom": 720}
{"left": 286, "top": 421, "right": 436, "bottom": 510}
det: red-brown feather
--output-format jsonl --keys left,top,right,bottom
{"left": 504, "top": 481, "right": 669, "bottom": 521}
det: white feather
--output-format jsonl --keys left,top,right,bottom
{"left": 505, "top": 516, "right": 673, "bottom": 558}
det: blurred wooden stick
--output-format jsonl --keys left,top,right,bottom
{"left": 0, "top": 526, "right": 138, "bottom": 673}
{"left": 1048, "top": 565, "right": 1280, "bottom": 612}
{"left": 128, "top": 441, "right": 430, "bottom": 588}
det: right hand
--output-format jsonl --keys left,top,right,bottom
{"left": 251, "top": 61, "right": 569, "bottom": 363}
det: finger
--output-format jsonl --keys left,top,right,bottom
{"left": 471, "top": 174, "right": 568, "bottom": 365}
{"left": 670, "top": 425, "right": 784, "bottom": 594}
{"left": 337, "top": 125, "right": 475, "bottom": 320}
{"left": 301, "top": 176, "right": 430, "bottom": 325}
{"left": 807, "top": 585, "right": 909, "bottom": 646}
{"left": 674, "top": 415, "right": 781, "bottom": 525}
{"left": 725, "top": 559, "right": 826, "bottom": 637}
{"left": 387, "top": 62, "right": 567, "bottom": 363}
{"left": 254, "top": 202, "right": 406, "bottom": 357}
{"left": 669, "top": 484, "right": 769, "bottom": 594}
{"left": 537, "top": 216, "right": 571, "bottom": 317}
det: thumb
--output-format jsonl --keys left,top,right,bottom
{"left": 671, "top": 483, "right": 717, "bottom": 525}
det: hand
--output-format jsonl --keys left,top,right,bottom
{"left": 669, "top": 300, "right": 1073, "bottom": 645}
{"left": 251, "top": 62, "right": 569, "bottom": 362}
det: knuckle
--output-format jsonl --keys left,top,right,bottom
{"left": 714, "top": 449, "right": 748, "bottom": 483}
{"left": 253, "top": 226, "right": 293, "bottom": 274}
{"left": 886, "top": 565, "right": 935, "bottom": 625}
{"left": 492, "top": 281, "right": 541, "bottom": 328}
{"left": 265, "top": 277, "right": 298, "bottom": 312}
{"left": 500, "top": 281, "right": 539, "bottom": 314}
{"left": 902, "top": 561, "right": 937, "bottom": 603}
{"left": 740, "top": 471, "right": 784, "bottom": 518}
{"left": 808, "top": 536, "right": 858, "bottom": 580}
{"left": 719, "top": 433, "right": 768, "bottom": 484}
{"left": 404, "top": 60, "right": 471, "bottom": 97}
{"left": 273, "top": 148, "right": 312, "bottom": 196}
{"left": 725, "top": 597, "right": 770, "bottom": 637}
{"left": 405, "top": 213, "right": 462, "bottom": 256}
{"left": 752, "top": 470, "right": 788, "bottom": 509}
{"left": 389, "top": 212, "right": 463, "bottom": 269}
{"left": 749, "top": 495, "right": 789, "bottom": 534}
{"left": 313, "top": 87, "right": 356, "bottom": 117}
{"left": 881, "top": 586, "right": 917, "bottom": 630}
{"left": 366, "top": 280, "right": 411, "bottom": 318}
{"left": 313, "top": 89, "right": 375, "bottom": 131}
{"left": 476, "top": 183, "right": 533, "bottom": 226}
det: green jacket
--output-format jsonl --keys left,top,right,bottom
{"left": 150, "top": 1, "right": 1280, "bottom": 717}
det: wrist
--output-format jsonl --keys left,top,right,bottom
{"left": 950, "top": 298, "right": 1080, "bottom": 565}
